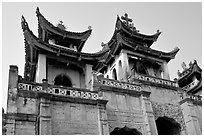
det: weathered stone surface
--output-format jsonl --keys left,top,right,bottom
{"left": 15, "top": 121, "right": 36, "bottom": 135}
{"left": 51, "top": 101, "right": 100, "bottom": 134}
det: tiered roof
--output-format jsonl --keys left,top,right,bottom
{"left": 95, "top": 13, "right": 179, "bottom": 72}
{"left": 36, "top": 7, "right": 92, "bottom": 52}
{"left": 21, "top": 12, "right": 108, "bottom": 81}
{"left": 177, "top": 60, "right": 202, "bottom": 94}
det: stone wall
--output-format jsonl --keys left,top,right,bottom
{"left": 51, "top": 101, "right": 100, "bottom": 134}
{"left": 102, "top": 91, "right": 144, "bottom": 134}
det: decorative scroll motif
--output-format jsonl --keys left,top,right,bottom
{"left": 182, "top": 78, "right": 199, "bottom": 91}
{"left": 98, "top": 78, "right": 141, "bottom": 91}
{"left": 18, "top": 83, "right": 100, "bottom": 100}
{"left": 133, "top": 73, "right": 178, "bottom": 87}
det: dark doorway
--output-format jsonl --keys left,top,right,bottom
{"left": 156, "top": 116, "right": 181, "bottom": 135}
{"left": 54, "top": 74, "right": 72, "bottom": 87}
{"left": 110, "top": 126, "right": 142, "bottom": 135}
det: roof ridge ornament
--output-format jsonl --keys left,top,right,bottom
{"left": 57, "top": 20, "right": 66, "bottom": 30}
{"left": 121, "top": 13, "right": 139, "bottom": 33}
{"left": 21, "top": 16, "right": 29, "bottom": 31}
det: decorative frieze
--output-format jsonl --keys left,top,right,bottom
{"left": 18, "top": 83, "right": 101, "bottom": 100}
{"left": 98, "top": 78, "right": 141, "bottom": 91}
{"left": 132, "top": 73, "right": 178, "bottom": 87}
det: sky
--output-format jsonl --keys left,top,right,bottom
{"left": 1, "top": 2, "right": 202, "bottom": 110}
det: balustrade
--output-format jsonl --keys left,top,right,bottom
{"left": 18, "top": 82, "right": 101, "bottom": 100}
{"left": 129, "top": 73, "right": 178, "bottom": 88}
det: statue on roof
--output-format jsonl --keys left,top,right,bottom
{"left": 181, "top": 62, "right": 187, "bottom": 71}
{"left": 189, "top": 61, "right": 193, "bottom": 67}
{"left": 88, "top": 26, "right": 92, "bottom": 30}
{"left": 57, "top": 20, "right": 66, "bottom": 30}
{"left": 177, "top": 70, "right": 181, "bottom": 76}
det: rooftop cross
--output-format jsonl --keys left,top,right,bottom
{"left": 121, "top": 13, "right": 133, "bottom": 27}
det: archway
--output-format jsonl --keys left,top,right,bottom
{"left": 54, "top": 74, "right": 72, "bottom": 87}
{"left": 156, "top": 116, "right": 181, "bottom": 135}
{"left": 110, "top": 126, "right": 142, "bottom": 135}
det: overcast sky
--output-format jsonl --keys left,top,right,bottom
{"left": 2, "top": 2, "right": 202, "bottom": 110}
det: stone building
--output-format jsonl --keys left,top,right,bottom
{"left": 4, "top": 8, "right": 202, "bottom": 135}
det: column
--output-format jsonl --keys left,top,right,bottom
{"left": 97, "top": 101, "right": 109, "bottom": 135}
{"left": 6, "top": 65, "right": 19, "bottom": 135}
{"left": 140, "top": 91, "right": 158, "bottom": 135}
{"left": 35, "top": 54, "right": 46, "bottom": 83}
{"left": 39, "top": 98, "right": 52, "bottom": 135}
{"left": 180, "top": 101, "right": 202, "bottom": 135}
{"left": 162, "top": 61, "right": 170, "bottom": 80}
{"left": 85, "top": 64, "right": 93, "bottom": 89}
{"left": 120, "top": 50, "right": 130, "bottom": 82}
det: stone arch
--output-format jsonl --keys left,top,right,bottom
{"left": 156, "top": 116, "right": 181, "bottom": 135}
{"left": 110, "top": 126, "right": 142, "bottom": 135}
{"left": 112, "top": 68, "right": 117, "bottom": 80}
{"left": 54, "top": 74, "right": 72, "bottom": 87}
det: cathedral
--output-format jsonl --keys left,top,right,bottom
{"left": 4, "top": 8, "right": 202, "bottom": 135}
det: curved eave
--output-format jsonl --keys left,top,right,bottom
{"left": 178, "top": 61, "right": 202, "bottom": 82}
{"left": 116, "top": 16, "right": 161, "bottom": 47}
{"left": 188, "top": 80, "right": 202, "bottom": 94}
{"left": 22, "top": 16, "right": 109, "bottom": 64}
{"left": 119, "top": 34, "right": 179, "bottom": 62}
{"left": 36, "top": 7, "right": 92, "bottom": 41}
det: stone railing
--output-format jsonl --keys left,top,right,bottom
{"left": 18, "top": 82, "right": 101, "bottom": 100}
{"left": 97, "top": 77, "right": 142, "bottom": 91}
{"left": 182, "top": 78, "right": 199, "bottom": 91}
{"left": 129, "top": 73, "right": 178, "bottom": 88}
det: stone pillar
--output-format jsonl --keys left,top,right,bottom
{"left": 6, "top": 65, "right": 19, "bottom": 135}
{"left": 85, "top": 64, "right": 93, "bottom": 89}
{"left": 162, "top": 61, "right": 170, "bottom": 80}
{"left": 35, "top": 54, "right": 46, "bottom": 83}
{"left": 180, "top": 101, "right": 202, "bottom": 135}
{"left": 97, "top": 101, "right": 109, "bottom": 135}
{"left": 39, "top": 97, "right": 52, "bottom": 135}
{"left": 7, "top": 65, "right": 18, "bottom": 114}
{"left": 140, "top": 91, "right": 158, "bottom": 135}
{"left": 120, "top": 50, "right": 130, "bottom": 82}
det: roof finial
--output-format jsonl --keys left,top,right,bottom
{"left": 121, "top": 13, "right": 133, "bottom": 27}
{"left": 88, "top": 26, "right": 92, "bottom": 30}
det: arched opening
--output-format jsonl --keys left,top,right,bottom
{"left": 110, "top": 126, "right": 142, "bottom": 135}
{"left": 118, "top": 60, "right": 123, "bottom": 80}
{"left": 112, "top": 68, "right": 117, "bottom": 80}
{"left": 156, "top": 116, "right": 181, "bottom": 135}
{"left": 54, "top": 74, "right": 72, "bottom": 87}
